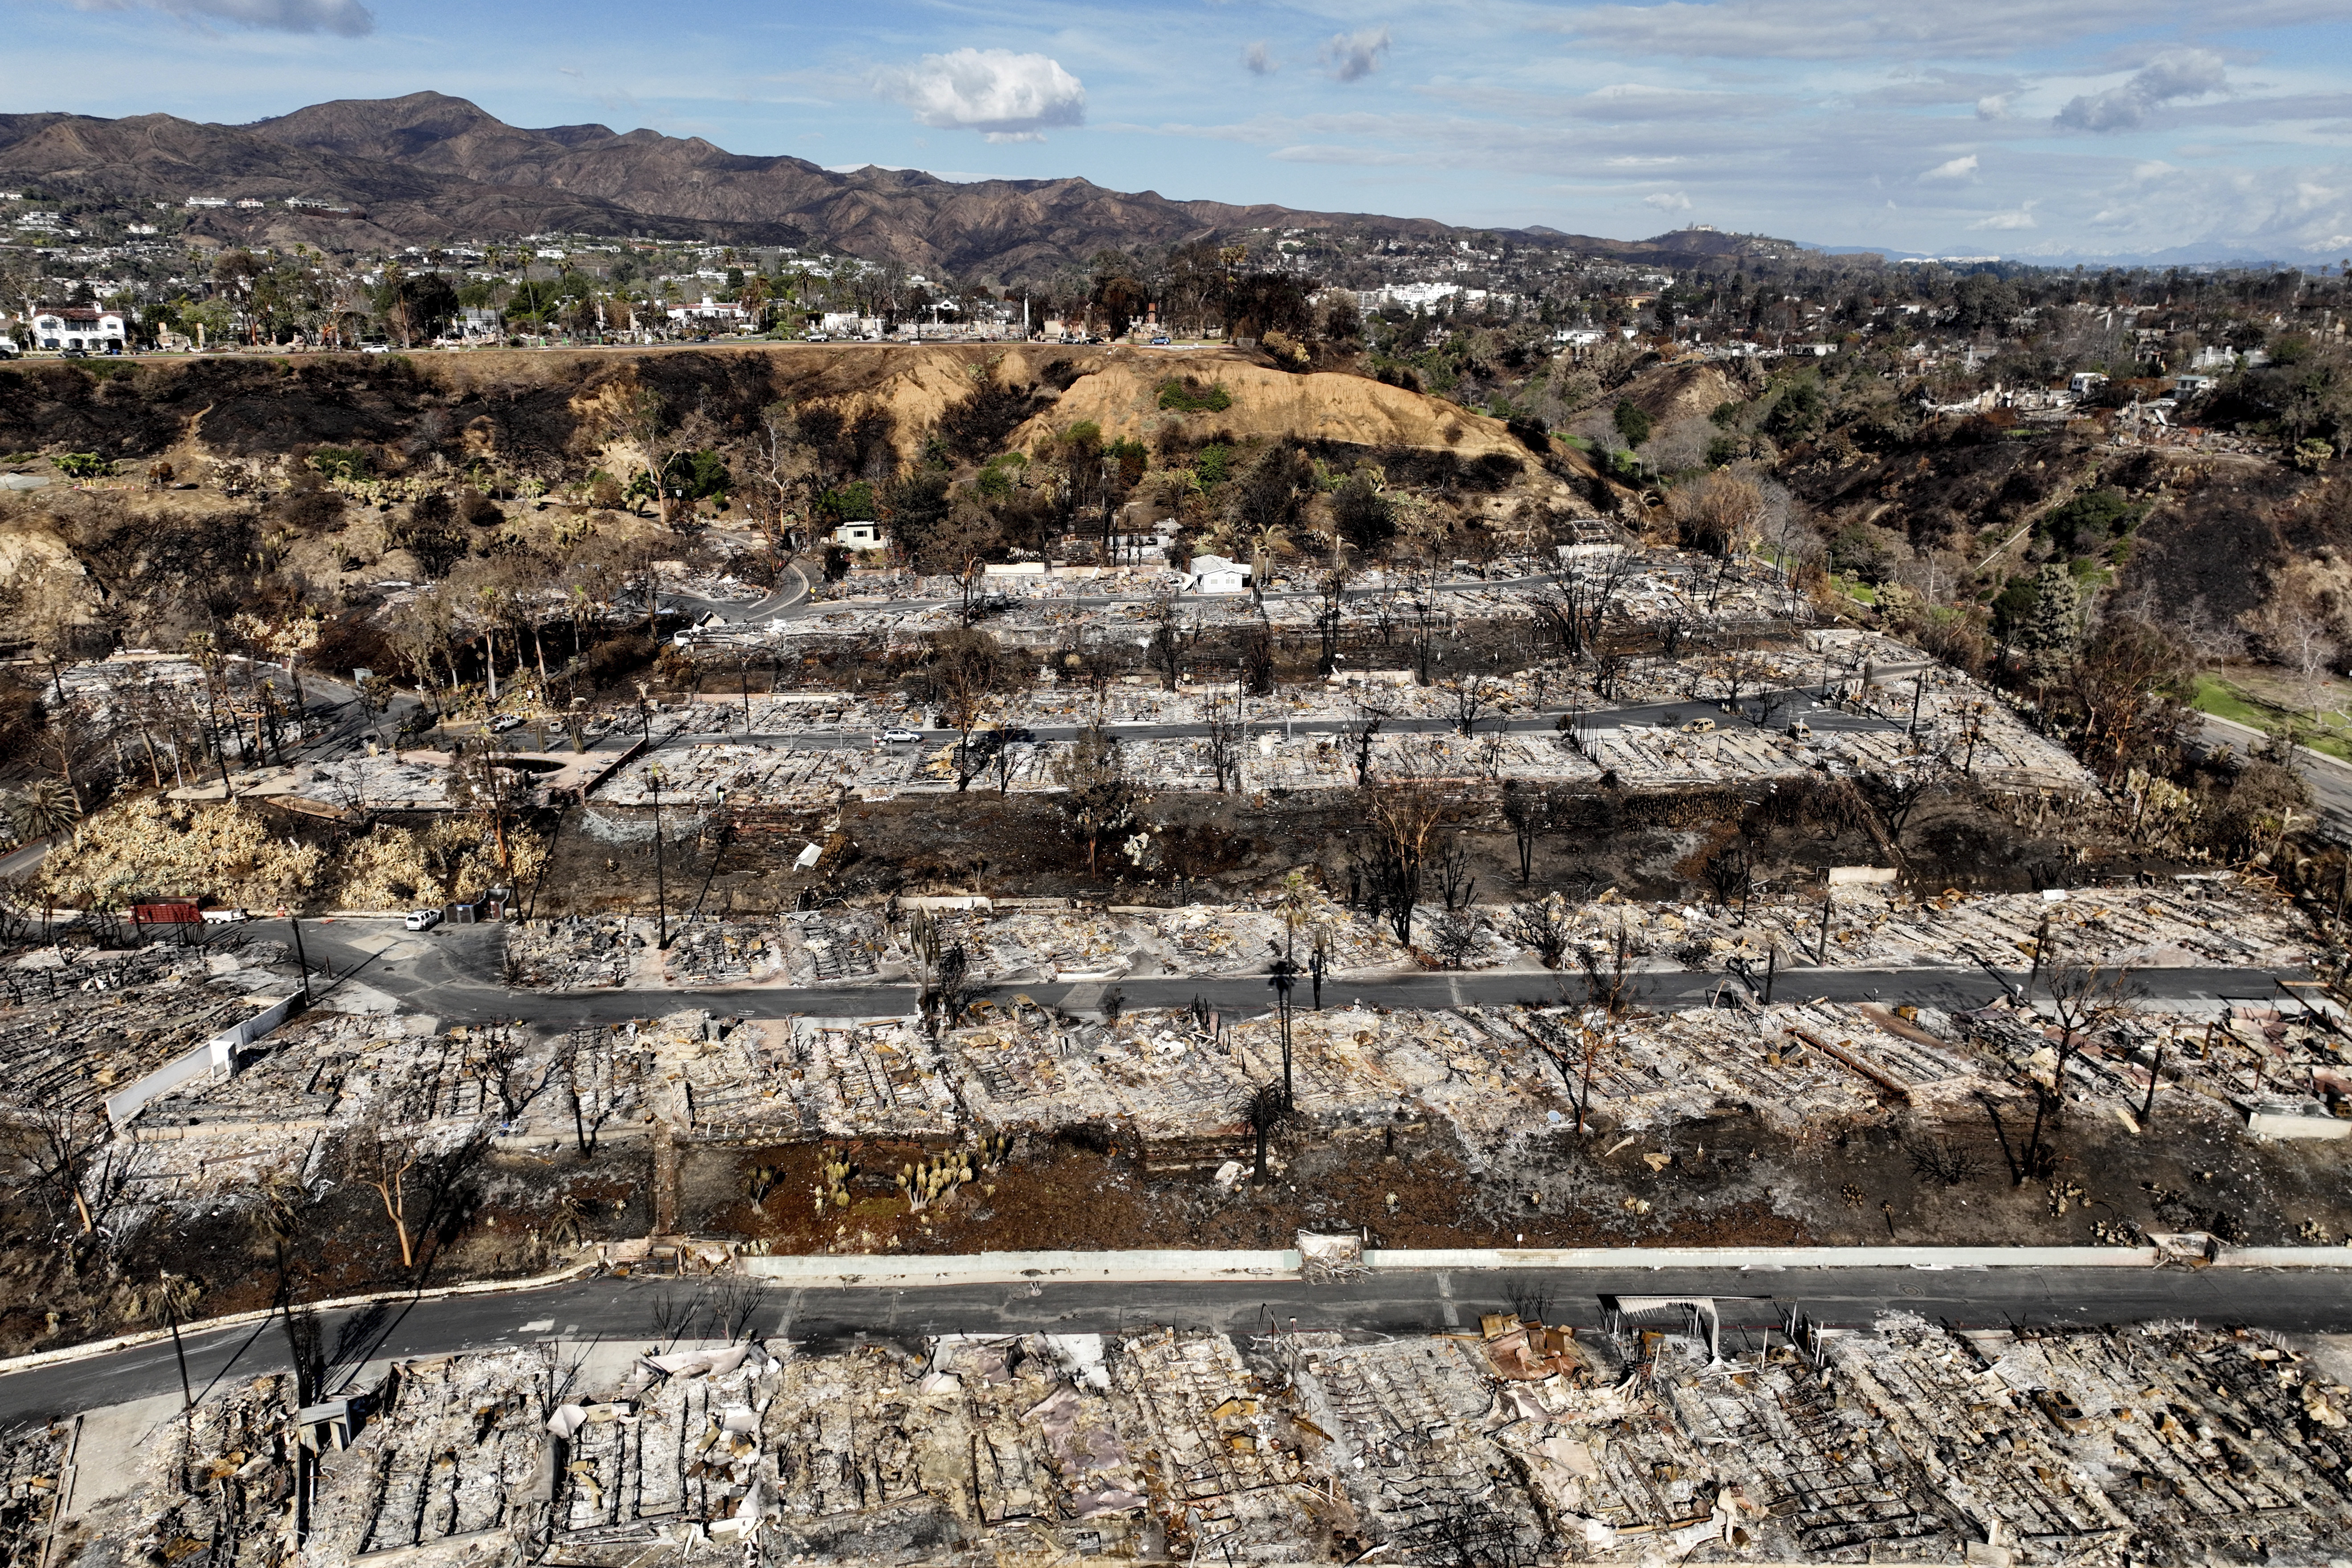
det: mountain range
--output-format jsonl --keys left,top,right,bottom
{"left": 0, "top": 92, "right": 1825, "bottom": 280}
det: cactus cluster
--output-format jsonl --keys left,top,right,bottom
{"left": 897, "top": 1131, "right": 1013, "bottom": 1213}
{"left": 812, "top": 1143, "right": 858, "bottom": 1213}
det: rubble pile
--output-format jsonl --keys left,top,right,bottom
{"left": 1723, "top": 878, "right": 2313, "bottom": 973}
{"left": 782, "top": 911, "right": 888, "bottom": 984}
{"left": 506, "top": 916, "right": 641, "bottom": 990}
{"left": 598, "top": 741, "right": 876, "bottom": 809}
{"left": 660, "top": 1013, "right": 796, "bottom": 1136}
{"left": 1296, "top": 1333, "right": 1548, "bottom": 1560}
{"left": 1150, "top": 903, "right": 1405, "bottom": 976}
{"left": 1826, "top": 1316, "right": 2352, "bottom": 1562}
{"left": 283, "top": 751, "right": 454, "bottom": 811}
{"left": 0, "top": 1417, "right": 67, "bottom": 1554}
{"left": 787, "top": 1017, "right": 963, "bottom": 1137}
{"left": 1112, "top": 1327, "right": 1322, "bottom": 1558}
{"left": 964, "top": 906, "right": 1137, "bottom": 980}
{"left": 1951, "top": 996, "right": 2351, "bottom": 1132}
{"left": 657, "top": 919, "right": 785, "bottom": 987}
{"left": 546, "top": 1024, "right": 657, "bottom": 1144}
{"left": 954, "top": 1004, "right": 1230, "bottom": 1137}
{"left": 1585, "top": 721, "right": 1805, "bottom": 786}
{"left": 307, "top": 1348, "right": 551, "bottom": 1560}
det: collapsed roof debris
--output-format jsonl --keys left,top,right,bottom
{"left": 32, "top": 1314, "right": 2352, "bottom": 1564}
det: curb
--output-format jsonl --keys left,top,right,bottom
{"left": 1367, "top": 1244, "right": 2352, "bottom": 1271}
{"left": 0, "top": 1257, "right": 605, "bottom": 1379}
{"left": 737, "top": 1241, "right": 2352, "bottom": 1289}
{"left": 741, "top": 1249, "right": 1302, "bottom": 1286}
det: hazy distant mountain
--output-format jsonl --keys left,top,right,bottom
{"left": 0, "top": 92, "right": 1829, "bottom": 278}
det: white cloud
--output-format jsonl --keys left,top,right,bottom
{"left": 1976, "top": 94, "right": 2013, "bottom": 120}
{"left": 1244, "top": 41, "right": 1277, "bottom": 76}
{"left": 876, "top": 47, "right": 1086, "bottom": 142}
{"left": 1919, "top": 153, "right": 1979, "bottom": 182}
{"left": 74, "top": 0, "right": 372, "bottom": 34}
{"left": 1270, "top": 144, "right": 1414, "bottom": 165}
{"left": 1970, "top": 202, "right": 2039, "bottom": 229}
{"left": 1562, "top": 0, "right": 2347, "bottom": 60}
{"left": 1644, "top": 190, "right": 1693, "bottom": 212}
{"left": 2055, "top": 49, "right": 2228, "bottom": 132}
{"left": 1320, "top": 27, "right": 1390, "bottom": 82}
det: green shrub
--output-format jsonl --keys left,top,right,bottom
{"left": 818, "top": 480, "right": 879, "bottom": 522}
{"left": 308, "top": 445, "right": 374, "bottom": 480}
{"left": 1157, "top": 378, "right": 1233, "bottom": 414}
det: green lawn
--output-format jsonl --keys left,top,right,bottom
{"left": 2190, "top": 674, "right": 2352, "bottom": 763}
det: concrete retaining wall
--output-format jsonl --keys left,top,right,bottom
{"left": 106, "top": 992, "right": 302, "bottom": 1125}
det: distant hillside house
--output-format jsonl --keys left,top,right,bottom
{"left": 32, "top": 306, "right": 129, "bottom": 353}
{"left": 184, "top": 196, "right": 228, "bottom": 208}
{"left": 1183, "top": 553, "right": 1251, "bottom": 595}
{"left": 667, "top": 296, "right": 748, "bottom": 328}
{"left": 831, "top": 520, "right": 886, "bottom": 551}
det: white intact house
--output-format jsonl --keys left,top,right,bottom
{"left": 830, "top": 520, "right": 886, "bottom": 551}
{"left": 31, "top": 305, "right": 129, "bottom": 353}
{"left": 666, "top": 296, "right": 749, "bottom": 331}
{"left": 1182, "top": 553, "right": 1252, "bottom": 595}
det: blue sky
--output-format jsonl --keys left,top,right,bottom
{"left": 11, "top": 0, "right": 2352, "bottom": 260}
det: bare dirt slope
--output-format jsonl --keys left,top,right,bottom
{"left": 1608, "top": 357, "right": 1744, "bottom": 427}
{"left": 1007, "top": 348, "right": 1536, "bottom": 463}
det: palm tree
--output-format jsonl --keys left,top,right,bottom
{"left": 1235, "top": 1081, "right": 1288, "bottom": 1184}
{"left": 8, "top": 778, "right": 77, "bottom": 843}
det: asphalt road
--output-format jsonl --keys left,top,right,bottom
{"left": 10, "top": 1263, "right": 2349, "bottom": 1424}
{"left": 2197, "top": 711, "right": 2352, "bottom": 844}
{"left": 254, "top": 915, "right": 2300, "bottom": 1028}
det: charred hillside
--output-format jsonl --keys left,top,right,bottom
{"left": 0, "top": 92, "right": 1825, "bottom": 278}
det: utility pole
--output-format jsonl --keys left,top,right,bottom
{"left": 1817, "top": 895, "right": 1833, "bottom": 964}
{"left": 649, "top": 764, "right": 669, "bottom": 951}
{"left": 289, "top": 916, "right": 311, "bottom": 1004}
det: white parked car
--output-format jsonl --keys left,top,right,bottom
{"left": 881, "top": 727, "right": 923, "bottom": 743}
{"left": 488, "top": 714, "right": 525, "bottom": 733}
{"left": 404, "top": 907, "right": 442, "bottom": 931}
